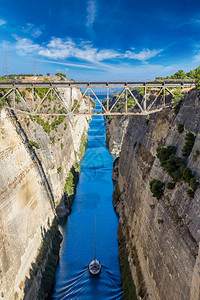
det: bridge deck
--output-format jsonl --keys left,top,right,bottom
{"left": 0, "top": 80, "right": 195, "bottom": 89}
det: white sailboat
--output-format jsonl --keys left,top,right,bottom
{"left": 88, "top": 216, "right": 101, "bottom": 275}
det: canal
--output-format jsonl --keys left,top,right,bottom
{"left": 51, "top": 101, "right": 123, "bottom": 299}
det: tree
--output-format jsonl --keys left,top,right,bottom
{"left": 149, "top": 179, "right": 164, "bottom": 200}
{"left": 171, "top": 70, "right": 187, "bottom": 79}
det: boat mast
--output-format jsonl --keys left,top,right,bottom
{"left": 94, "top": 216, "right": 96, "bottom": 259}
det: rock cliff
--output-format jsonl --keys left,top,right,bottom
{"left": 108, "top": 88, "right": 200, "bottom": 300}
{"left": 0, "top": 86, "right": 89, "bottom": 300}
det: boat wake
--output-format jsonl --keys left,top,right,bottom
{"left": 52, "top": 265, "right": 123, "bottom": 300}
{"left": 51, "top": 267, "right": 89, "bottom": 299}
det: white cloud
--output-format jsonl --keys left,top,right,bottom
{"left": 86, "top": 0, "right": 96, "bottom": 28}
{"left": 0, "top": 19, "right": 6, "bottom": 26}
{"left": 124, "top": 48, "right": 163, "bottom": 61}
{"left": 13, "top": 35, "right": 41, "bottom": 55}
{"left": 38, "top": 59, "right": 97, "bottom": 69}
{"left": 37, "top": 37, "right": 121, "bottom": 62}
{"left": 32, "top": 28, "right": 42, "bottom": 38}
{"left": 22, "top": 23, "right": 42, "bottom": 38}
{"left": 12, "top": 35, "right": 163, "bottom": 69}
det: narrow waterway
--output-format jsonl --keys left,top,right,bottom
{"left": 51, "top": 102, "right": 123, "bottom": 300}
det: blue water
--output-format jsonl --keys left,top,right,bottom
{"left": 51, "top": 102, "right": 123, "bottom": 300}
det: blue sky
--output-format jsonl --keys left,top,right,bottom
{"left": 0, "top": 0, "right": 200, "bottom": 79}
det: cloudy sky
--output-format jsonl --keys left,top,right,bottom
{"left": 0, "top": 0, "right": 200, "bottom": 79}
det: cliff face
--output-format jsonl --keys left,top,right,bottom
{"left": 109, "top": 88, "right": 200, "bottom": 300}
{"left": 0, "top": 87, "right": 89, "bottom": 300}
{"left": 106, "top": 115, "right": 129, "bottom": 157}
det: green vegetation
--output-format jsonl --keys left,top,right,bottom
{"left": 20, "top": 90, "right": 25, "bottom": 98}
{"left": 166, "top": 182, "right": 175, "bottom": 189}
{"left": 146, "top": 114, "right": 150, "bottom": 125}
{"left": 60, "top": 142, "right": 64, "bottom": 150}
{"left": 193, "top": 149, "right": 200, "bottom": 161}
{"left": 149, "top": 204, "right": 155, "bottom": 209}
{"left": 31, "top": 115, "right": 66, "bottom": 134}
{"left": 50, "top": 136, "right": 55, "bottom": 144}
{"left": 156, "top": 146, "right": 185, "bottom": 182}
{"left": 155, "top": 66, "right": 200, "bottom": 90}
{"left": 157, "top": 219, "right": 164, "bottom": 224}
{"left": 64, "top": 123, "right": 67, "bottom": 130}
{"left": 189, "top": 177, "right": 199, "bottom": 191}
{"left": 35, "top": 117, "right": 51, "bottom": 133}
{"left": 172, "top": 88, "right": 184, "bottom": 115}
{"left": 64, "top": 172, "right": 74, "bottom": 197}
{"left": 156, "top": 146, "right": 176, "bottom": 166}
{"left": 35, "top": 88, "right": 50, "bottom": 100}
{"left": 27, "top": 140, "right": 40, "bottom": 149}
{"left": 182, "top": 167, "right": 193, "bottom": 183}
{"left": 57, "top": 167, "right": 62, "bottom": 174}
{"left": 106, "top": 115, "right": 114, "bottom": 124}
{"left": 177, "top": 122, "right": 184, "bottom": 133}
{"left": 156, "top": 145, "right": 199, "bottom": 198}
{"left": 78, "top": 132, "right": 87, "bottom": 160}
{"left": 55, "top": 72, "right": 66, "bottom": 80}
{"left": 64, "top": 164, "right": 81, "bottom": 207}
{"left": 149, "top": 179, "right": 164, "bottom": 200}
{"left": 187, "top": 189, "right": 194, "bottom": 198}
{"left": 72, "top": 99, "right": 80, "bottom": 111}
{"left": 182, "top": 132, "right": 196, "bottom": 157}
{"left": 0, "top": 97, "right": 6, "bottom": 109}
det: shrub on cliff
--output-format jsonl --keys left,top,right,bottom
{"left": 78, "top": 132, "right": 87, "bottom": 159}
{"left": 156, "top": 146, "right": 176, "bottom": 166}
{"left": 193, "top": 149, "right": 200, "bottom": 161}
{"left": 27, "top": 140, "right": 40, "bottom": 149}
{"left": 177, "top": 122, "right": 184, "bottom": 133}
{"left": 149, "top": 179, "right": 164, "bottom": 200}
{"left": 0, "top": 97, "right": 6, "bottom": 109}
{"left": 64, "top": 172, "right": 74, "bottom": 196}
{"left": 182, "top": 167, "right": 194, "bottom": 183}
{"left": 189, "top": 177, "right": 199, "bottom": 191}
{"left": 166, "top": 182, "right": 175, "bottom": 189}
{"left": 157, "top": 147, "right": 186, "bottom": 182}
{"left": 187, "top": 188, "right": 194, "bottom": 198}
{"left": 57, "top": 167, "right": 62, "bottom": 174}
{"left": 182, "top": 132, "right": 196, "bottom": 157}
{"left": 172, "top": 88, "right": 184, "bottom": 115}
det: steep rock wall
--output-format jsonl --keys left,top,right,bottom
{"left": 110, "top": 89, "right": 200, "bottom": 300}
{"left": 0, "top": 87, "right": 89, "bottom": 300}
{"left": 106, "top": 115, "right": 129, "bottom": 157}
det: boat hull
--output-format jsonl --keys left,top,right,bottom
{"left": 88, "top": 259, "right": 101, "bottom": 275}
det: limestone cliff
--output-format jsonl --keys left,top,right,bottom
{"left": 0, "top": 86, "right": 89, "bottom": 300}
{"left": 106, "top": 115, "right": 129, "bottom": 157}
{"left": 109, "top": 88, "right": 200, "bottom": 300}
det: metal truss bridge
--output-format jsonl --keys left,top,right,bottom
{"left": 0, "top": 80, "right": 195, "bottom": 116}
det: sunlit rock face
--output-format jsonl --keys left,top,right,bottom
{"left": 108, "top": 88, "right": 200, "bottom": 300}
{"left": 0, "top": 86, "right": 89, "bottom": 300}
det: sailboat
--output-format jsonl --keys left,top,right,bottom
{"left": 88, "top": 216, "right": 101, "bottom": 275}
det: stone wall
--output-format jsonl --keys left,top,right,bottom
{"left": 0, "top": 87, "right": 89, "bottom": 300}
{"left": 109, "top": 88, "right": 200, "bottom": 300}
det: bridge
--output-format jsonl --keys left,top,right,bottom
{"left": 0, "top": 80, "right": 195, "bottom": 116}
